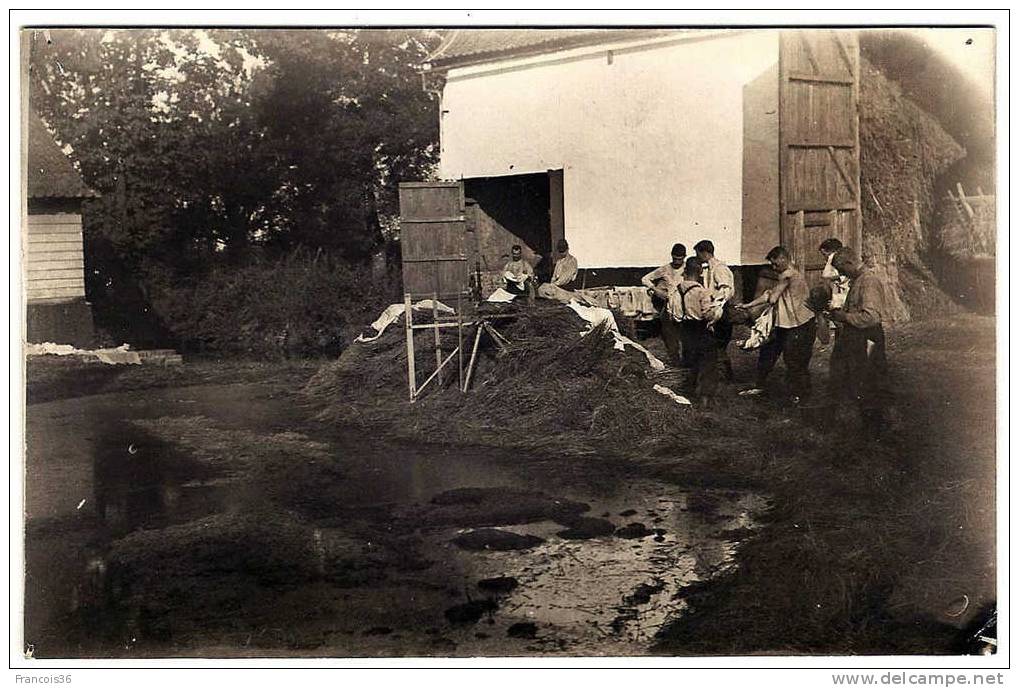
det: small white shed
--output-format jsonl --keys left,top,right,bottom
{"left": 25, "top": 109, "right": 96, "bottom": 346}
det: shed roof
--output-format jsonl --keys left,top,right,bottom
{"left": 27, "top": 109, "right": 94, "bottom": 199}
{"left": 424, "top": 28, "right": 685, "bottom": 70}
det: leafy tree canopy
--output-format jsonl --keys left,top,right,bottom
{"left": 29, "top": 28, "right": 440, "bottom": 271}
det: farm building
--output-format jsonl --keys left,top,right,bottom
{"left": 413, "top": 28, "right": 862, "bottom": 298}
{"left": 25, "top": 108, "right": 96, "bottom": 346}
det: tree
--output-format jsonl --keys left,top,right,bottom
{"left": 29, "top": 28, "right": 441, "bottom": 266}
{"left": 245, "top": 29, "right": 440, "bottom": 257}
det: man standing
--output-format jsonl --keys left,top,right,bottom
{"left": 739, "top": 246, "right": 817, "bottom": 402}
{"left": 502, "top": 244, "right": 535, "bottom": 299}
{"left": 828, "top": 248, "right": 893, "bottom": 431}
{"left": 674, "top": 257, "right": 718, "bottom": 405}
{"left": 537, "top": 239, "right": 579, "bottom": 303}
{"left": 694, "top": 239, "right": 736, "bottom": 381}
{"left": 641, "top": 243, "right": 686, "bottom": 364}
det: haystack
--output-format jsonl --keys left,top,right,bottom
{"left": 859, "top": 57, "right": 967, "bottom": 320}
{"left": 304, "top": 303, "right": 704, "bottom": 455}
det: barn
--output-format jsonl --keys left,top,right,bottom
{"left": 25, "top": 108, "right": 96, "bottom": 347}
{"left": 411, "top": 28, "right": 861, "bottom": 299}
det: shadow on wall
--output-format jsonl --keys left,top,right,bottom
{"left": 465, "top": 173, "right": 552, "bottom": 277}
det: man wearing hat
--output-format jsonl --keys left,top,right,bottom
{"left": 828, "top": 247, "right": 894, "bottom": 431}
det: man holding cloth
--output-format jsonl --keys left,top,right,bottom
{"left": 642, "top": 243, "right": 687, "bottom": 364}
{"left": 537, "top": 239, "right": 579, "bottom": 303}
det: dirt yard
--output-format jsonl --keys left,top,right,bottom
{"left": 21, "top": 313, "right": 996, "bottom": 657}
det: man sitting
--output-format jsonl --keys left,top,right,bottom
{"left": 537, "top": 239, "right": 579, "bottom": 303}
{"left": 502, "top": 244, "right": 536, "bottom": 299}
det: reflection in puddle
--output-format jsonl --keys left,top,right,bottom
{"left": 425, "top": 483, "right": 768, "bottom": 655}
{"left": 24, "top": 386, "right": 770, "bottom": 657}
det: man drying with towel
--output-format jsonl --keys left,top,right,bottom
{"left": 738, "top": 245, "right": 817, "bottom": 403}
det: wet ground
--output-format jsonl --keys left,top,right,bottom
{"left": 23, "top": 380, "right": 768, "bottom": 657}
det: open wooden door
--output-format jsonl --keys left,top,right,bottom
{"left": 779, "top": 30, "right": 861, "bottom": 284}
{"left": 398, "top": 181, "right": 470, "bottom": 300}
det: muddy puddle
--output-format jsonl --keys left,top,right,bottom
{"left": 23, "top": 382, "right": 769, "bottom": 657}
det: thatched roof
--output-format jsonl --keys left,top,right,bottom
{"left": 27, "top": 109, "right": 94, "bottom": 199}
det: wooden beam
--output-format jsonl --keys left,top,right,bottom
{"left": 787, "top": 141, "right": 856, "bottom": 149}
{"left": 432, "top": 296, "right": 443, "bottom": 386}
{"left": 796, "top": 31, "right": 821, "bottom": 74}
{"left": 827, "top": 145, "right": 858, "bottom": 198}
{"left": 788, "top": 72, "right": 854, "bottom": 85}
{"left": 832, "top": 30, "right": 855, "bottom": 76}
{"left": 405, "top": 292, "right": 416, "bottom": 403}
{"left": 400, "top": 216, "right": 466, "bottom": 224}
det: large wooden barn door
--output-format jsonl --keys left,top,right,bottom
{"left": 398, "top": 181, "right": 470, "bottom": 300}
{"left": 779, "top": 30, "right": 861, "bottom": 284}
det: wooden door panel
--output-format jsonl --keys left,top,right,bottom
{"left": 398, "top": 182, "right": 469, "bottom": 299}
{"left": 780, "top": 29, "right": 861, "bottom": 282}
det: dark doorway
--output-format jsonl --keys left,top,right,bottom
{"left": 464, "top": 170, "right": 564, "bottom": 282}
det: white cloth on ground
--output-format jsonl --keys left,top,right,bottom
{"left": 653, "top": 383, "right": 693, "bottom": 406}
{"left": 25, "top": 342, "right": 142, "bottom": 365}
{"left": 486, "top": 288, "right": 518, "bottom": 303}
{"left": 566, "top": 301, "right": 665, "bottom": 371}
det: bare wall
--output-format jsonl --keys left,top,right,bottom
{"left": 438, "top": 31, "right": 780, "bottom": 268}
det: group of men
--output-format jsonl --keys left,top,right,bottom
{"left": 500, "top": 234, "right": 892, "bottom": 429}
{"left": 640, "top": 238, "right": 892, "bottom": 429}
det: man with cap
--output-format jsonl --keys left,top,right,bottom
{"left": 828, "top": 247, "right": 894, "bottom": 431}
{"left": 537, "top": 239, "right": 579, "bottom": 303}
{"left": 641, "top": 243, "right": 687, "bottom": 364}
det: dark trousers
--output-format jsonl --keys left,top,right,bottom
{"left": 830, "top": 324, "right": 891, "bottom": 423}
{"left": 660, "top": 314, "right": 683, "bottom": 363}
{"left": 756, "top": 318, "right": 816, "bottom": 399}
{"left": 713, "top": 310, "right": 734, "bottom": 379}
{"left": 679, "top": 320, "right": 718, "bottom": 398}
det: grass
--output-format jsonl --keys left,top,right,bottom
{"left": 25, "top": 355, "right": 321, "bottom": 405}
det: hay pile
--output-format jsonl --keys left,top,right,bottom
{"left": 859, "top": 56, "right": 967, "bottom": 320}
{"left": 305, "top": 304, "right": 705, "bottom": 455}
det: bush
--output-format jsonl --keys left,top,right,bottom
{"left": 151, "top": 248, "right": 401, "bottom": 358}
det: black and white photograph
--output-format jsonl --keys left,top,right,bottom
{"left": 10, "top": 10, "right": 1007, "bottom": 679}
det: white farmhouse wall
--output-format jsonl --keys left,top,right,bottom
{"left": 438, "top": 31, "right": 779, "bottom": 268}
